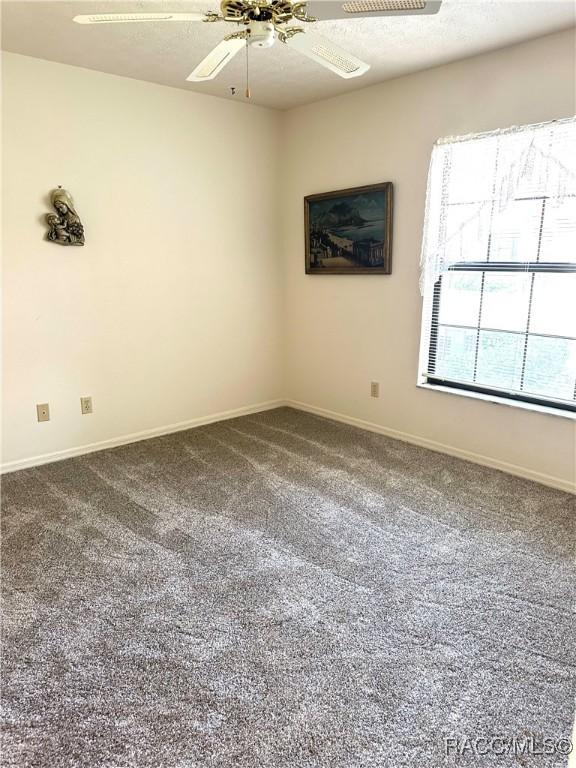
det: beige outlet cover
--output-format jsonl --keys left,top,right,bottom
{"left": 80, "top": 397, "right": 93, "bottom": 414}
{"left": 36, "top": 403, "right": 50, "bottom": 422}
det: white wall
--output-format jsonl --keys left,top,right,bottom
{"left": 3, "top": 32, "right": 576, "bottom": 490}
{"left": 1, "top": 53, "right": 283, "bottom": 468}
{"left": 281, "top": 29, "right": 576, "bottom": 491}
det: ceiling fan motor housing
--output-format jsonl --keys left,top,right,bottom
{"left": 247, "top": 21, "right": 276, "bottom": 48}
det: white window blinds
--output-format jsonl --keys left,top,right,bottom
{"left": 419, "top": 117, "right": 576, "bottom": 413}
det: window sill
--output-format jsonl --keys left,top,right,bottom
{"left": 417, "top": 381, "right": 576, "bottom": 421}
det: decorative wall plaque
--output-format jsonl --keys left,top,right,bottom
{"left": 45, "top": 187, "right": 85, "bottom": 246}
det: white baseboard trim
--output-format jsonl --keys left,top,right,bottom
{"left": 4, "top": 398, "right": 573, "bottom": 493}
{"left": 286, "top": 399, "right": 575, "bottom": 495}
{"left": 0, "top": 399, "right": 285, "bottom": 475}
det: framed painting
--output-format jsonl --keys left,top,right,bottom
{"left": 304, "top": 182, "right": 393, "bottom": 274}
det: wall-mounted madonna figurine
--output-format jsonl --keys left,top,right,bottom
{"left": 45, "top": 187, "right": 85, "bottom": 246}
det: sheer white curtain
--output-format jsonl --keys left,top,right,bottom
{"left": 419, "top": 117, "right": 576, "bottom": 296}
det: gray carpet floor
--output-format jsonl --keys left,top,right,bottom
{"left": 1, "top": 407, "right": 575, "bottom": 768}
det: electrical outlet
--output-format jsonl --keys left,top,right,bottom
{"left": 36, "top": 403, "right": 50, "bottom": 422}
{"left": 370, "top": 381, "right": 380, "bottom": 398}
{"left": 80, "top": 396, "right": 93, "bottom": 415}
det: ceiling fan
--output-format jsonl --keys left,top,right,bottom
{"left": 73, "top": 1, "right": 442, "bottom": 83}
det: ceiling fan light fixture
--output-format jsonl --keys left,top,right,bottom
{"left": 72, "top": 0, "right": 440, "bottom": 89}
{"left": 247, "top": 21, "right": 276, "bottom": 48}
{"left": 341, "top": 0, "right": 426, "bottom": 13}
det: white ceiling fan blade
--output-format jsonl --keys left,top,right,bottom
{"left": 73, "top": 13, "right": 206, "bottom": 25}
{"left": 285, "top": 33, "right": 369, "bottom": 79}
{"left": 305, "top": 0, "right": 441, "bottom": 21}
{"left": 186, "top": 38, "right": 246, "bottom": 82}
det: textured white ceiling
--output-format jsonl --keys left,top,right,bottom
{"left": 1, "top": 0, "right": 575, "bottom": 109}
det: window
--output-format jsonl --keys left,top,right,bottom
{"left": 418, "top": 118, "right": 576, "bottom": 415}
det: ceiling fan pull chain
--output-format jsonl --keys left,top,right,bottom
{"left": 245, "top": 41, "right": 251, "bottom": 99}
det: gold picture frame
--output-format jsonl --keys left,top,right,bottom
{"left": 305, "top": 182, "right": 393, "bottom": 274}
